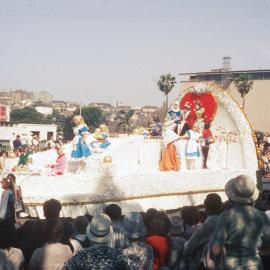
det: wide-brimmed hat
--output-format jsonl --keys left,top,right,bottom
{"left": 86, "top": 214, "right": 113, "bottom": 244}
{"left": 225, "top": 175, "right": 259, "bottom": 204}
{"left": 169, "top": 215, "right": 184, "bottom": 236}
{"left": 123, "top": 212, "right": 146, "bottom": 239}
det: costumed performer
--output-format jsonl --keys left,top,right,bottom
{"left": 201, "top": 123, "right": 214, "bottom": 169}
{"left": 150, "top": 115, "right": 162, "bottom": 137}
{"left": 98, "top": 124, "right": 111, "bottom": 149}
{"left": 179, "top": 102, "right": 191, "bottom": 136}
{"left": 71, "top": 115, "right": 92, "bottom": 159}
{"left": 48, "top": 146, "right": 67, "bottom": 176}
{"left": 159, "top": 120, "right": 180, "bottom": 171}
{"left": 175, "top": 126, "right": 201, "bottom": 170}
{"left": 193, "top": 101, "right": 205, "bottom": 133}
{"left": 167, "top": 101, "right": 181, "bottom": 134}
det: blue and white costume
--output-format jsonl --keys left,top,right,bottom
{"left": 99, "top": 133, "right": 111, "bottom": 149}
{"left": 71, "top": 124, "right": 92, "bottom": 159}
{"left": 185, "top": 130, "right": 201, "bottom": 159}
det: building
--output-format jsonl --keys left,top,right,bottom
{"left": 0, "top": 122, "right": 57, "bottom": 142}
{"left": 35, "top": 106, "right": 53, "bottom": 115}
{"left": 141, "top": 105, "right": 159, "bottom": 114}
{"left": 179, "top": 69, "right": 270, "bottom": 131}
{"left": 0, "top": 105, "right": 10, "bottom": 122}
{"left": 0, "top": 90, "right": 34, "bottom": 105}
{"left": 34, "top": 91, "right": 53, "bottom": 104}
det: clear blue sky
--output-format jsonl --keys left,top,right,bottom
{"left": 0, "top": 0, "right": 270, "bottom": 106}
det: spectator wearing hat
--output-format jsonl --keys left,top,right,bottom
{"left": 212, "top": 175, "right": 270, "bottom": 270}
{"left": 122, "top": 212, "right": 153, "bottom": 270}
{"left": 64, "top": 214, "right": 128, "bottom": 270}
{"left": 183, "top": 193, "right": 222, "bottom": 270}
{"left": 104, "top": 203, "right": 129, "bottom": 249}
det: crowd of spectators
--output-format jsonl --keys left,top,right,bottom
{"left": 0, "top": 174, "right": 270, "bottom": 269}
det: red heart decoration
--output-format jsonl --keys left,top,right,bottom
{"left": 180, "top": 92, "right": 217, "bottom": 128}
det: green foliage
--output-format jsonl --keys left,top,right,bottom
{"left": 157, "top": 73, "right": 177, "bottom": 112}
{"left": 10, "top": 107, "right": 45, "bottom": 123}
{"left": 115, "top": 110, "right": 135, "bottom": 134}
{"left": 63, "top": 107, "right": 107, "bottom": 140}
{"left": 233, "top": 74, "right": 253, "bottom": 98}
{"left": 233, "top": 74, "right": 253, "bottom": 110}
{"left": 157, "top": 73, "right": 177, "bottom": 95}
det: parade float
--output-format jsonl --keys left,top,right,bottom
{"left": 8, "top": 83, "right": 258, "bottom": 218}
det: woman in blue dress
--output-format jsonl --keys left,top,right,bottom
{"left": 71, "top": 115, "right": 92, "bottom": 159}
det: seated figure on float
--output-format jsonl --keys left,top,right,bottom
{"left": 48, "top": 146, "right": 67, "bottom": 176}
{"left": 71, "top": 115, "right": 93, "bottom": 160}
{"left": 92, "top": 124, "right": 111, "bottom": 150}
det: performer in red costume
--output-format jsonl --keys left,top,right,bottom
{"left": 49, "top": 147, "right": 67, "bottom": 176}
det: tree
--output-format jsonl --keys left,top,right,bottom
{"left": 233, "top": 74, "right": 253, "bottom": 110}
{"left": 157, "top": 73, "right": 177, "bottom": 112}
{"left": 115, "top": 110, "right": 134, "bottom": 134}
{"left": 63, "top": 107, "right": 107, "bottom": 140}
{"left": 10, "top": 107, "right": 44, "bottom": 123}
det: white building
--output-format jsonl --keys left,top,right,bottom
{"left": 0, "top": 123, "right": 57, "bottom": 142}
{"left": 35, "top": 106, "right": 53, "bottom": 115}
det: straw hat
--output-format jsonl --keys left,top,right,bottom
{"left": 86, "top": 214, "right": 113, "bottom": 244}
{"left": 225, "top": 175, "right": 259, "bottom": 204}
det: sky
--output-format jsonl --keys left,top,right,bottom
{"left": 0, "top": 0, "right": 270, "bottom": 107}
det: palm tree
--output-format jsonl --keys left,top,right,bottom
{"left": 157, "top": 73, "right": 177, "bottom": 112}
{"left": 115, "top": 110, "right": 134, "bottom": 134}
{"left": 233, "top": 74, "right": 253, "bottom": 110}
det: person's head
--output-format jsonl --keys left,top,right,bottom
{"left": 143, "top": 208, "right": 158, "bottom": 231}
{"left": 204, "top": 193, "right": 222, "bottom": 215}
{"left": 192, "top": 125, "right": 199, "bottom": 133}
{"left": 6, "top": 173, "right": 16, "bottom": 184}
{"left": 16, "top": 135, "right": 20, "bottom": 140}
{"left": 74, "top": 216, "right": 89, "bottom": 235}
{"left": 183, "top": 102, "right": 190, "bottom": 111}
{"left": 99, "top": 124, "right": 109, "bottom": 133}
{"left": 172, "top": 101, "right": 180, "bottom": 112}
{"left": 181, "top": 206, "right": 200, "bottom": 226}
{"left": 123, "top": 212, "right": 146, "bottom": 241}
{"left": 195, "top": 101, "right": 202, "bottom": 110}
{"left": 56, "top": 147, "right": 64, "bottom": 156}
{"left": 0, "top": 220, "right": 15, "bottom": 249}
{"left": 0, "top": 151, "right": 8, "bottom": 158}
{"left": 104, "top": 204, "right": 122, "bottom": 221}
{"left": 73, "top": 115, "right": 85, "bottom": 126}
{"left": 204, "top": 123, "right": 211, "bottom": 130}
{"left": 149, "top": 211, "right": 171, "bottom": 237}
{"left": 43, "top": 199, "right": 62, "bottom": 219}
{"left": 169, "top": 215, "right": 184, "bottom": 236}
{"left": 225, "top": 174, "right": 259, "bottom": 204}
{"left": 86, "top": 214, "right": 113, "bottom": 244}
{"left": 43, "top": 218, "right": 63, "bottom": 244}
{"left": 1, "top": 177, "right": 13, "bottom": 191}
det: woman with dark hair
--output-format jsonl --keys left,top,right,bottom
{"left": 201, "top": 123, "right": 214, "bottom": 169}
{"left": 0, "top": 220, "right": 24, "bottom": 269}
{"left": 146, "top": 211, "right": 171, "bottom": 270}
{"left": 28, "top": 218, "right": 72, "bottom": 270}
{"left": 62, "top": 219, "right": 82, "bottom": 255}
